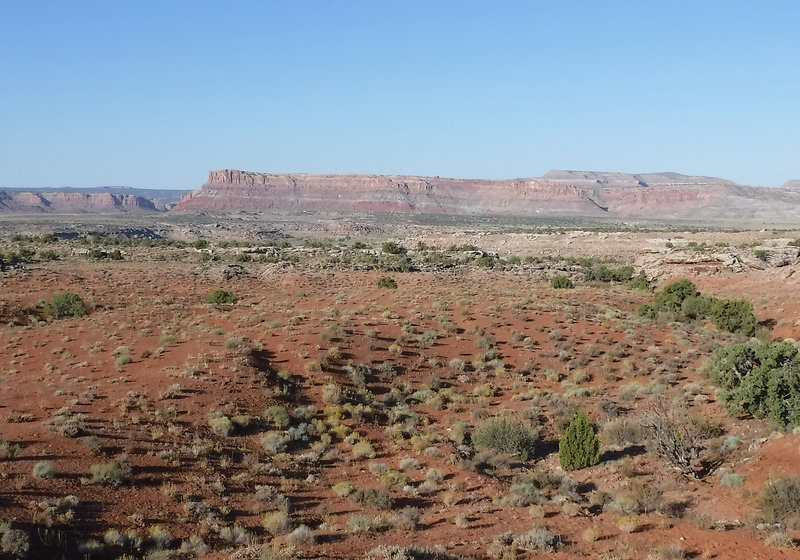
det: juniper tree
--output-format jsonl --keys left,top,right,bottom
{"left": 559, "top": 411, "right": 601, "bottom": 471}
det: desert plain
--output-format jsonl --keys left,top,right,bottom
{"left": 2, "top": 213, "right": 800, "bottom": 560}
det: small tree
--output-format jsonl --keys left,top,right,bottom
{"left": 377, "top": 276, "right": 397, "bottom": 290}
{"left": 709, "top": 298, "right": 758, "bottom": 336}
{"left": 44, "top": 292, "right": 88, "bottom": 320}
{"left": 708, "top": 341, "right": 800, "bottom": 426}
{"left": 472, "top": 417, "right": 538, "bottom": 461}
{"left": 559, "top": 411, "right": 600, "bottom": 471}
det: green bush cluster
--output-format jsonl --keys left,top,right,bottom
{"left": 550, "top": 275, "right": 574, "bottom": 289}
{"left": 43, "top": 292, "right": 88, "bottom": 320}
{"left": 381, "top": 241, "right": 406, "bottom": 255}
{"left": 87, "top": 248, "right": 123, "bottom": 261}
{"left": 558, "top": 411, "right": 601, "bottom": 471}
{"left": 377, "top": 276, "right": 397, "bottom": 290}
{"left": 707, "top": 341, "right": 800, "bottom": 426}
{"left": 707, "top": 298, "right": 758, "bottom": 336}
{"left": 0, "top": 248, "right": 37, "bottom": 270}
{"left": 584, "top": 264, "right": 634, "bottom": 283}
{"left": 638, "top": 279, "right": 758, "bottom": 336}
{"left": 205, "top": 289, "right": 237, "bottom": 305}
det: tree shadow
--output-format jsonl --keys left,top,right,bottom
{"left": 759, "top": 318, "right": 777, "bottom": 330}
{"left": 601, "top": 445, "right": 646, "bottom": 463}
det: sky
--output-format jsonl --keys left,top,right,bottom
{"left": 1, "top": 1, "right": 799, "bottom": 189}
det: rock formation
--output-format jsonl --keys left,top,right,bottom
{"left": 174, "top": 169, "right": 800, "bottom": 221}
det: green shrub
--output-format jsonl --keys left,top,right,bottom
{"left": 208, "top": 415, "right": 235, "bottom": 436}
{"left": 351, "top": 488, "right": 393, "bottom": 510}
{"left": 558, "top": 411, "right": 601, "bottom": 471}
{"left": 720, "top": 472, "right": 745, "bottom": 488}
{"left": 584, "top": 265, "right": 634, "bottom": 283}
{"left": 707, "top": 341, "right": 800, "bottom": 426}
{"left": 224, "top": 336, "right": 243, "bottom": 349}
{"left": 759, "top": 476, "right": 800, "bottom": 522}
{"left": 159, "top": 333, "right": 177, "bottom": 346}
{"left": 637, "top": 303, "right": 658, "bottom": 319}
{"left": 205, "top": 289, "right": 237, "bottom": 305}
{"left": 377, "top": 276, "right": 397, "bottom": 290}
{"left": 90, "top": 458, "right": 130, "bottom": 487}
{"left": 472, "top": 417, "right": 538, "bottom": 460}
{"left": 87, "top": 248, "right": 123, "bottom": 261}
{"left": 381, "top": 241, "right": 406, "bottom": 255}
{"left": 653, "top": 279, "right": 698, "bottom": 312}
{"left": 629, "top": 271, "right": 652, "bottom": 291}
{"left": 332, "top": 481, "right": 355, "bottom": 497}
{"left": 114, "top": 346, "right": 132, "bottom": 368}
{"left": 262, "top": 510, "right": 292, "bottom": 536}
{"left": 680, "top": 294, "right": 712, "bottom": 319}
{"left": 261, "top": 431, "right": 290, "bottom": 453}
{"left": 352, "top": 440, "right": 377, "bottom": 459}
{"left": 474, "top": 256, "right": 496, "bottom": 268}
{"left": 264, "top": 405, "right": 291, "bottom": 428}
{"left": 642, "top": 279, "right": 758, "bottom": 335}
{"left": 44, "top": 292, "right": 88, "bottom": 320}
{"left": 550, "top": 276, "right": 574, "bottom": 289}
{"left": 708, "top": 298, "right": 758, "bottom": 336}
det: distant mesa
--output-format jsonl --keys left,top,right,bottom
{"left": 3, "top": 170, "right": 800, "bottom": 221}
{"left": 0, "top": 187, "right": 188, "bottom": 214}
{"left": 172, "top": 169, "right": 800, "bottom": 221}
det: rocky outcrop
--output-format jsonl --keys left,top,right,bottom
{"left": 174, "top": 169, "right": 800, "bottom": 221}
{"left": 0, "top": 190, "right": 168, "bottom": 213}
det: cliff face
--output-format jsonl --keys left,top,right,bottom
{"left": 176, "top": 170, "right": 607, "bottom": 215}
{"left": 174, "top": 169, "right": 800, "bottom": 220}
{"left": 0, "top": 190, "right": 167, "bottom": 213}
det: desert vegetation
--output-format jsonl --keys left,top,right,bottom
{"left": 0, "top": 225, "right": 799, "bottom": 558}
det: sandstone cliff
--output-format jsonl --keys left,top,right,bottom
{"left": 174, "top": 169, "right": 800, "bottom": 221}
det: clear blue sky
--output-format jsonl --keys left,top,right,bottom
{"left": 2, "top": 1, "right": 798, "bottom": 189}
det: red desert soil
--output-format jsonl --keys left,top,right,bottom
{"left": 1, "top": 243, "right": 799, "bottom": 559}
